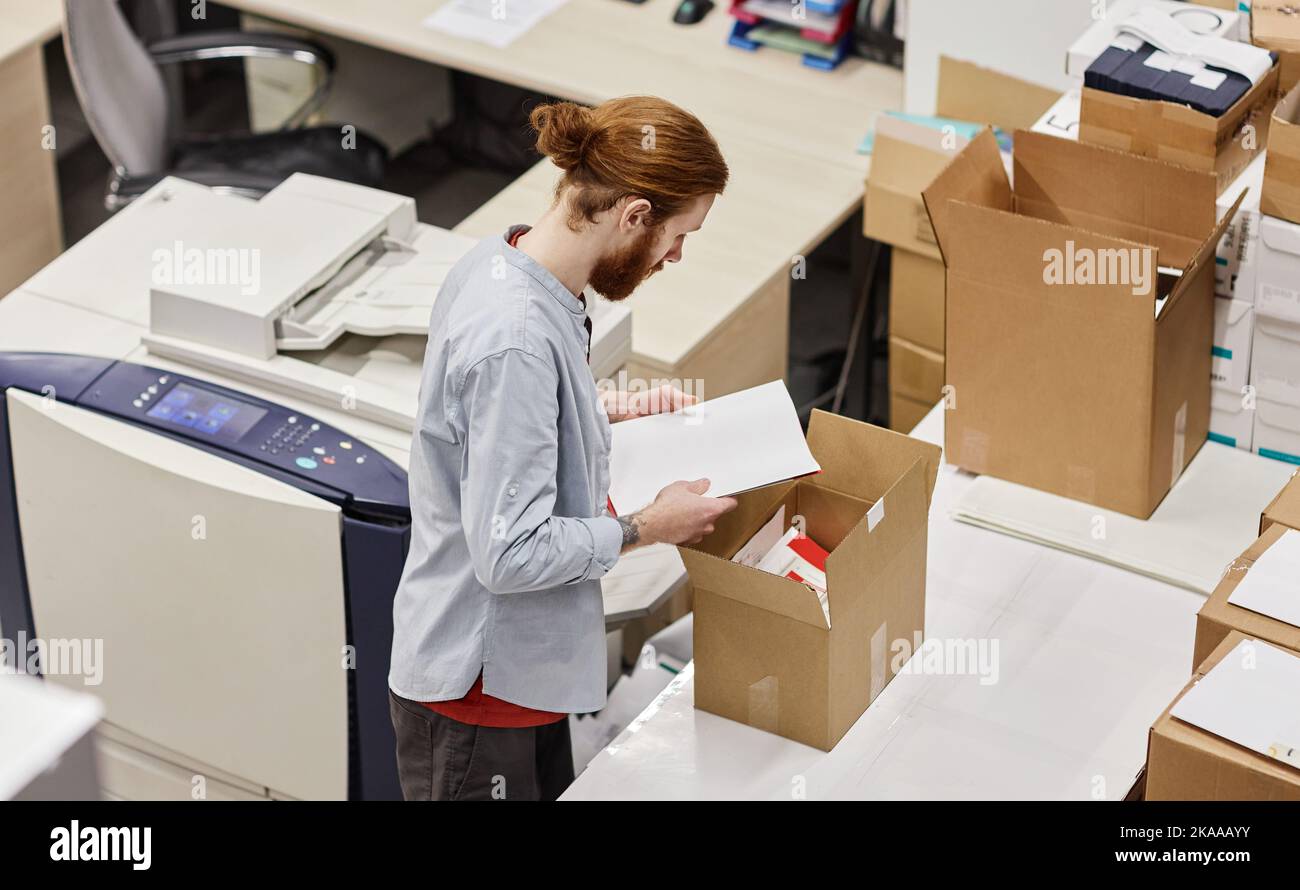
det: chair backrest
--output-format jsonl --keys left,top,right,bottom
{"left": 63, "top": 0, "right": 171, "bottom": 175}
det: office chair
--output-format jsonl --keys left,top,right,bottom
{"left": 63, "top": 0, "right": 387, "bottom": 211}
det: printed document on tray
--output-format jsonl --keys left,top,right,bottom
{"left": 1228, "top": 529, "right": 1300, "bottom": 629}
{"left": 422, "top": 0, "right": 567, "bottom": 49}
{"left": 1171, "top": 638, "right": 1300, "bottom": 770}
{"left": 607, "top": 380, "right": 820, "bottom": 515}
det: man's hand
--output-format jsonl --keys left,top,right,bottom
{"left": 602, "top": 385, "right": 698, "bottom": 423}
{"left": 617, "top": 478, "right": 737, "bottom": 552}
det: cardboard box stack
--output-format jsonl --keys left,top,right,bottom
{"left": 864, "top": 58, "right": 1057, "bottom": 433}
{"left": 1146, "top": 631, "right": 1300, "bottom": 800}
{"left": 923, "top": 129, "right": 1237, "bottom": 519}
{"left": 1254, "top": 83, "right": 1300, "bottom": 463}
{"left": 1194, "top": 523, "right": 1300, "bottom": 666}
{"left": 679, "top": 410, "right": 940, "bottom": 751}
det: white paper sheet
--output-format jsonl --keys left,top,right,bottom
{"left": 732, "top": 506, "right": 785, "bottom": 568}
{"left": 1172, "top": 638, "right": 1300, "bottom": 770}
{"left": 422, "top": 0, "right": 567, "bottom": 49}
{"left": 1228, "top": 529, "right": 1300, "bottom": 628}
{"left": 607, "top": 380, "right": 820, "bottom": 515}
{"left": 949, "top": 441, "right": 1299, "bottom": 593}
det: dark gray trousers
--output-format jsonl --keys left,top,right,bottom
{"left": 388, "top": 690, "right": 575, "bottom": 801}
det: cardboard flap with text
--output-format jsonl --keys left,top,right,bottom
{"left": 1011, "top": 130, "right": 1219, "bottom": 269}
{"left": 805, "top": 409, "right": 941, "bottom": 507}
{"left": 921, "top": 128, "right": 1011, "bottom": 266}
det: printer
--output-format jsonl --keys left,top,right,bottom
{"left": 0, "top": 174, "right": 661, "bottom": 801}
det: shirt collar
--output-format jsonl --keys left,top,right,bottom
{"left": 502, "top": 225, "right": 588, "bottom": 316}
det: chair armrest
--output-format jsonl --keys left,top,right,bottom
{"left": 146, "top": 30, "right": 335, "bottom": 129}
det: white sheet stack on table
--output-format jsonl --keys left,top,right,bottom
{"left": 563, "top": 404, "right": 1209, "bottom": 800}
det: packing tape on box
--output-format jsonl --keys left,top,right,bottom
{"left": 870, "top": 622, "right": 888, "bottom": 700}
{"left": 1267, "top": 742, "right": 1299, "bottom": 768}
{"left": 1066, "top": 465, "right": 1098, "bottom": 503}
{"left": 1083, "top": 92, "right": 1216, "bottom": 155}
{"left": 867, "top": 497, "right": 886, "bottom": 532}
{"left": 747, "top": 675, "right": 780, "bottom": 734}
{"left": 1172, "top": 401, "right": 1188, "bottom": 489}
{"left": 961, "top": 428, "right": 990, "bottom": 470}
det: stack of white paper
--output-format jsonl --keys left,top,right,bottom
{"left": 607, "top": 380, "right": 820, "bottom": 515}
{"left": 422, "top": 0, "right": 567, "bottom": 49}
{"left": 1172, "top": 638, "right": 1300, "bottom": 770}
{"left": 1228, "top": 529, "right": 1300, "bottom": 628}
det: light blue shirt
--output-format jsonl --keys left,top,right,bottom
{"left": 388, "top": 226, "right": 624, "bottom": 713}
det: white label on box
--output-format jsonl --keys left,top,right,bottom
{"left": 1260, "top": 283, "right": 1300, "bottom": 322}
{"left": 866, "top": 497, "right": 885, "bottom": 532}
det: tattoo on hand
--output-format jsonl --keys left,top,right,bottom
{"left": 617, "top": 513, "right": 643, "bottom": 550}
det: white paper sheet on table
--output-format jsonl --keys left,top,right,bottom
{"left": 422, "top": 0, "right": 567, "bottom": 48}
{"left": 949, "top": 442, "right": 1299, "bottom": 594}
{"left": 607, "top": 380, "right": 820, "bottom": 515}
{"left": 1228, "top": 529, "right": 1300, "bottom": 628}
{"left": 1172, "top": 638, "right": 1300, "bottom": 770}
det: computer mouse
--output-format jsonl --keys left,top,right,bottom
{"left": 673, "top": 0, "right": 714, "bottom": 25}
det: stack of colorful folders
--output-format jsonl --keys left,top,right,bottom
{"left": 727, "top": 0, "right": 859, "bottom": 71}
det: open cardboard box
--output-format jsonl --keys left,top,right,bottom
{"left": 1146, "top": 630, "right": 1300, "bottom": 800}
{"left": 864, "top": 57, "right": 1058, "bottom": 258}
{"left": 679, "top": 410, "right": 940, "bottom": 751}
{"left": 1078, "top": 53, "right": 1277, "bottom": 195}
{"left": 1194, "top": 524, "right": 1300, "bottom": 667}
{"left": 922, "top": 129, "right": 1242, "bottom": 519}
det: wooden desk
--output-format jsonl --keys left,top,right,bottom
{"left": 221, "top": 0, "right": 902, "bottom": 394}
{"left": 0, "top": 0, "right": 62, "bottom": 296}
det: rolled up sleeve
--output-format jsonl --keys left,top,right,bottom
{"left": 458, "top": 347, "right": 621, "bottom": 594}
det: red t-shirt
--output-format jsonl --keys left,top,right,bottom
{"left": 419, "top": 225, "right": 573, "bottom": 729}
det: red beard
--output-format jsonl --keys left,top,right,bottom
{"left": 588, "top": 228, "right": 665, "bottom": 301}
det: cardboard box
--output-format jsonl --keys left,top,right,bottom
{"left": 889, "top": 392, "right": 934, "bottom": 434}
{"left": 1253, "top": 392, "right": 1300, "bottom": 463}
{"left": 1250, "top": 312, "right": 1300, "bottom": 405}
{"left": 1215, "top": 153, "right": 1265, "bottom": 301}
{"left": 1194, "top": 524, "right": 1300, "bottom": 667}
{"left": 680, "top": 410, "right": 940, "bottom": 751}
{"left": 1078, "top": 60, "right": 1278, "bottom": 195}
{"left": 1146, "top": 631, "right": 1300, "bottom": 801}
{"left": 1263, "top": 84, "right": 1300, "bottom": 225}
{"left": 888, "top": 335, "right": 945, "bottom": 405}
{"left": 923, "top": 129, "right": 1236, "bottom": 518}
{"left": 1213, "top": 297, "right": 1254, "bottom": 392}
{"left": 1253, "top": 1, "right": 1300, "bottom": 94}
{"left": 889, "top": 249, "right": 945, "bottom": 353}
{"left": 1257, "top": 214, "right": 1300, "bottom": 322}
{"left": 1210, "top": 386, "right": 1255, "bottom": 450}
{"left": 1261, "top": 469, "right": 1300, "bottom": 532}
{"left": 864, "top": 57, "right": 1057, "bottom": 258}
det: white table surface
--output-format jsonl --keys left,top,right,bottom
{"left": 562, "top": 404, "right": 1207, "bottom": 800}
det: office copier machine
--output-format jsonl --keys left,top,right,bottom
{"left": 0, "top": 174, "right": 633, "bottom": 800}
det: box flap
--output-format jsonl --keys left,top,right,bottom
{"left": 1253, "top": 3, "right": 1300, "bottom": 52}
{"left": 1163, "top": 189, "right": 1246, "bottom": 317}
{"left": 921, "top": 128, "right": 1011, "bottom": 266}
{"left": 935, "top": 56, "right": 1060, "bottom": 133}
{"left": 677, "top": 546, "right": 831, "bottom": 630}
{"left": 824, "top": 456, "right": 929, "bottom": 606}
{"left": 805, "top": 409, "right": 941, "bottom": 507}
{"left": 1012, "top": 129, "right": 1219, "bottom": 269}
{"left": 1264, "top": 83, "right": 1300, "bottom": 224}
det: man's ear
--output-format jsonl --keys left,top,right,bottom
{"left": 620, "top": 197, "right": 653, "bottom": 232}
